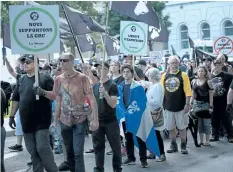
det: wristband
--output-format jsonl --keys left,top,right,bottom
{"left": 42, "top": 90, "right": 46, "bottom": 97}
{"left": 9, "top": 116, "right": 15, "bottom": 118}
{"left": 209, "top": 106, "right": 213, "bottom": 109}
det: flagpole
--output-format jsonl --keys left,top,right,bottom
{"left": 188, "top": 37, "right": 198, "bottom": 67}
{"left": 61, "top": 4, "right": 84, "bottom": 63}
{"left": 100, "top": 1, "right": 110, "bottom": 99}
{"left": 1, "top": 20, "right": 6, "bottom": 66}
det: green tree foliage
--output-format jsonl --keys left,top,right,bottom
{"left": 1, "top": 1, "right": 98, "bottom": 23}
{"left": 1, "top": 1, "right": 22, "bottom": 23}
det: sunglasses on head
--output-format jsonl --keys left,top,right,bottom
{"left": 25, "top": 60, "right": 33, "bottom": 65}
{"left": 59, "top": 59, "right": 70, "bottom": 63}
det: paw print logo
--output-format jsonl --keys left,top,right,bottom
{"left": 30, "top": 12, "right": 39, "bottom": 21}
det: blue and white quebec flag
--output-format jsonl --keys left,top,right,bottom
{"left": 116, "top": 81, "right": 160, "bottom": 157}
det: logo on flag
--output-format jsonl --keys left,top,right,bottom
{"left": 86, "top": 34, "right": 93, "bottom": 45}
{"left": 149, "top": 26, "right": 160, "bottom": 39}
{"left": 134, "top": 1, "right": 149, "bottom": 16}
{"left": 113, "top": 39, "right": 120, "bottom": 52}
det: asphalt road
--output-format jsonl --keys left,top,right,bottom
{"left": 3, "top": 132, "right": 233, "bottom": 172}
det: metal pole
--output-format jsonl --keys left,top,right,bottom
{"left": 1, "top": 20, "right": 6, "bottom": 65}
{"left": 100, "top": 2, "right": 110, "bottom": 81}
{"left": 61, "top": 4, "right": 84, "bottom": 63}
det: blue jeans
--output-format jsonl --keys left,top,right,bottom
{"left": 60, "top": 121, "right": 86, "bottom": 172}
{"left": 1, "top": 127, "right": 6, "bottom": 172}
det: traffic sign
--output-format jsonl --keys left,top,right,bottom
{"left": 120, "top": 21, "right": 148, "bottom": 56}
{"left": 213, "top": 36, "right": 233, "bottom": 56}
{"left": 9, "top": 5, "right": 60, "bottom": 54}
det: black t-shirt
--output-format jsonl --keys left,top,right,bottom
{"left": 1, "top": 89, "right": 7, "bottom": 127}
{"left": 123, "top": 84, "right": 131, "bottom": 108}
{"left": 192, "top": 80, "right": 211, "bottom": 102}
{"left": 12, "top": 73, "right": 54, "bottom": 133}
{"left": 211, "top": 72, "right": 233, "bottom": 108}
{"left": 93, "top": 79, "right": 118, "bottom": 123}
{"left": 113, "top": 75, "right": 124, "bottom": 85}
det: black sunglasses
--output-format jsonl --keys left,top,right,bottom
{"left": 59, "top": 59, "right": 70, "bottom": 63}
{"left": 213, "top": 61, "right": 221, "bottom": 66}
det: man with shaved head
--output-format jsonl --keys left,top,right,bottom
{"left": 161, "top": 56, "right": 192, "bottom": 154}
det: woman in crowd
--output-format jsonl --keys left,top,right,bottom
{"left": 190, "top": 66, "right": 214, "bottom": 146}
{"left": 109, "top": 60, "right": 124, "bottom": 85}
{"left": 140, "top": 68, "right": 166, "bottom": 162}
{"left": 188, "top": 59, "right": 198, "bottom": 81}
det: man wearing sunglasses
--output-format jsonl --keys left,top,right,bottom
{"left": 35, "top": 53, "right": 99, "bottom": 172}
{"left": 210, "top": 59, "right": 233, "bottom": 143}
{"left": 10, "top": 54, "right": 58, "bottom": 172}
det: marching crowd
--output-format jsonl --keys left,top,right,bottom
{"left": 1, "top": 52, "right": 233, "bottom": 172}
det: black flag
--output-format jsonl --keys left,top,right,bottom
{"left": 76, "top": 34, "right": 96, "bottom": 55}
{"left": 188, "top": 36, "right": 195, "bottom": 49}
{"left": 2, "top": 22, "right": 11, "bottom": 49}
{"left": 63, "top": 5, "right": 105, "bottom": 35}
{"left": 110, "top": 1, "right": 160, "bottom": 29}
{"left": 102, "top": 34, "right": 121, "bottom": 56}
{"left": 193, "top": 48, "right": 216, "bottom": 61}
{"left": 149, "top": 24, "right": 169, "bottom": 42}
{"left": 171, "top": 45, "right": 181, "bottom": 59}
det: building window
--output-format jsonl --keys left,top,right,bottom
{"left": 201, "top": 23, "right": 210, "bottom": 40}
{"left": 224, "top": 20, "right": 233, "bottom": 36}
{"left": 180, "top": 25, "right": 189, "bottom": 49}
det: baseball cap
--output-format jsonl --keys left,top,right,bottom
{"left": 20, "top": 54, "right": 35, "bottom": 62}
{"left": 94, "top": 62, "right": 110, "bottom": 69}
{"left": 138, "top": 59, "right": 147, "bottom": 66}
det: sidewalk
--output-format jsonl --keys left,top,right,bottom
{"left": 4, "top": 117, "right": 15, "bottom": 137}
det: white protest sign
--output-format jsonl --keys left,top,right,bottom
{"left": 213, "top": 36, "right": 233, "bottom": 56}
{"left": 120, "top": 21, "right": 148, "bottom": 56}
{"left": 150, "top": 51, "right": 163, "bottom": 63}
{"left": 9, "top": 5, "right": 60, "bottom": 54}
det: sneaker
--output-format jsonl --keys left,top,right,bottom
{"left": 180, "top": 142, "right": 188, "bottom": 154}
{"left": 58, "top": 161, "right": 69, "bottom": 171}
{"left": 27, "top": 161, "right": 32, "bottom": 166}
{"left": 106, "top": 150, "right": 113, "bottom": 155}
{"left": 141, "top": 161, "right": 148, "bottom": 168}
{"left": 122, "top": 158, "right": 136, "bottom": 165}
{"left": 167, "top": 142, "right": 178, "bottom": 153}
{"left": 147, "top": 153, "right": 155, "bottom": 159}
{"left": 85, "top": 148, "right": 94, "bottom": 153}
{"left": 156, "top": 154, "right": 166, "bottom": 162}
{"left": 8, "top": 144, "right": 23, "bottom": 151}
{"left": 228, "top": 138, "right": 233, "bottom": 143}
{"left": 210, "top": 136, "right": 219, "bottom": 142}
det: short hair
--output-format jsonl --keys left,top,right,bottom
{"left": 121, "top": 63, "right": 134, "bottom": 75}
{"left": 148, "top": 68, "right": 161, "bottom": 82}
{"left": 168, "top": 55, "right": 180, "bottom": 64}
{"left": 59, "top": 52, "right": 75, "bottom": 61}
{"left": 150, "top": 63, "right": 157, "bottom": 68}
{"left": 42, "top": 64, "right": 52, "bottom": 72}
